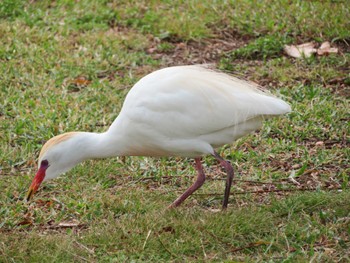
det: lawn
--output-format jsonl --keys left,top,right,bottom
{"left": 0, "top": 0, "right": 349, "bottom": 262}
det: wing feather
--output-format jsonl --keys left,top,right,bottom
{"left": 120, "top": 65, "right": 290, "bottom": 140}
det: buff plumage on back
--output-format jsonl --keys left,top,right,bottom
{"left": 39, "top": 132, "right": 79, "bottom": 162}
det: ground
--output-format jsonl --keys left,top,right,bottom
{"left": 0, "top": 0, "right": 349, "bottom": 262}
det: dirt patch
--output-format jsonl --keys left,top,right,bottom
{"left": 146, "top": 28, "right": 250, "bottom": 65}
{"left": 335, "top": 38, "right": 350, "bottom": 54}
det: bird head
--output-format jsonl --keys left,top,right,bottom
{"left": 26, "top": 132, "right": 82, "bottom": 201}
{"left": 26, "top": 159, "right": 49, "bottom": 201}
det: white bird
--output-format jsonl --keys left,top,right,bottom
{"left": 26, "top": 65, "right": 291, "bottom": 208}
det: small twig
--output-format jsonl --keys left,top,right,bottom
{"left": 142, "top": 230, "right": 152, "bottom": 250}
{"left": 43, "top": 223, "right": 87, "bottom": 230}
{"left": 200, "top": 238, "right": 207, "bottom": 259}
{"left": 74, "top": 241, "right": 95, "bottom": 255}
{"left": 230, "top": 241, "right": 270, "bottom": 253}
{"left": 283, "top": 233, "right": 290, "bottom": 252}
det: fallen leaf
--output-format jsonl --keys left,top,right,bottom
{"left": 320, "top": 41, "right": 331, "bottom": 50}
{"left": 147, "top": 47, "right": 157, "bottom": 54}
{"left": 34, "top": 199, "right": 53, "bottom": 208}
{"left": 284, "top": 42, "right": 317, "bottom": 58}
{"left": 324, "top": 247, "right": 336, "bottom": 255}
{"left": 17, "top": 219, "right": 33, "bottom": 226}
{"left": 176, "top": 42, "right": 186, "bottom": 50}
{"left": 71, "top": 76, "right": 91, "bottom": 86}
{"left": 284, "top": 41, "right": 338, "bottom": 58}
{"left": 315, "top": 141, "right": 324, "bottom": 147}
{"left": 43, "top": 220, "right": 87, "bottom": 231}
{"left": 317, "top": 41, "right": 338, "bottom": 56}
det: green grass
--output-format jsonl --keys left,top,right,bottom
{"left": 0, "top": 0, "right": 349, "bottom": 262}
{"left": 2, "top": 191, "right": 349, "bottom": 261}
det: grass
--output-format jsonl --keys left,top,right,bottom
{"left": 0, "top": 0, "right": 349, "bottom": 262}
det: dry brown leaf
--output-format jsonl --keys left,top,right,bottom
{"left": 71, "top": 76, "right": 91, "bottom": 86}
{"left": 146, "top": 47, "right": 157, "bottom": 54}
{"left": 17, "top": 219, "right": 33, "bottom": 226}
{"left": 323, "top": 247, "right": 336, "bottom": 255}
{"left": 315, "top": 141, "right": 324, "bottom": 147}
{"left": 284, "top": 42, "right": 317, "bottom": 58}
{"left": 34, "top": 199, "right": 53, "bottom": 208}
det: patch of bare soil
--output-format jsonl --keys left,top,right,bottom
{"left": 146, "top": 28, "right": 250, "bottom": 65}
{"left": 335, "top": 38, "right": 350, "bottom": 54}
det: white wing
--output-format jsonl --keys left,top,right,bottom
{"left": 111, "top": 66, "right": 290, "bottom": 156}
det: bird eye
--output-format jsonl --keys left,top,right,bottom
{"left": 41, "top": 159, "right": 49, "bottom": 168}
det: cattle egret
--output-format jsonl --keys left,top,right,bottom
{"left": 26, "top": 65, "right": 291, "bottom": 208}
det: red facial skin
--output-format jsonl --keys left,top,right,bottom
{"left": 26, "top": 160, "right": 49, "bottom": 201}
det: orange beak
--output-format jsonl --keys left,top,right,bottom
{"left": 26, "top": 164, "right": 47, "bottom": 201}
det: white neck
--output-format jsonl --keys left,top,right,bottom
{"left": 74, "top": 131, "right": 126, "bottom": 160}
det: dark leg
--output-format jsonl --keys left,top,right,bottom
{"left": 169, "top": 158, "right": 206, "bottom": 208}
{"left": 213, "top": 151, "right": 234, "bottom": 209}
